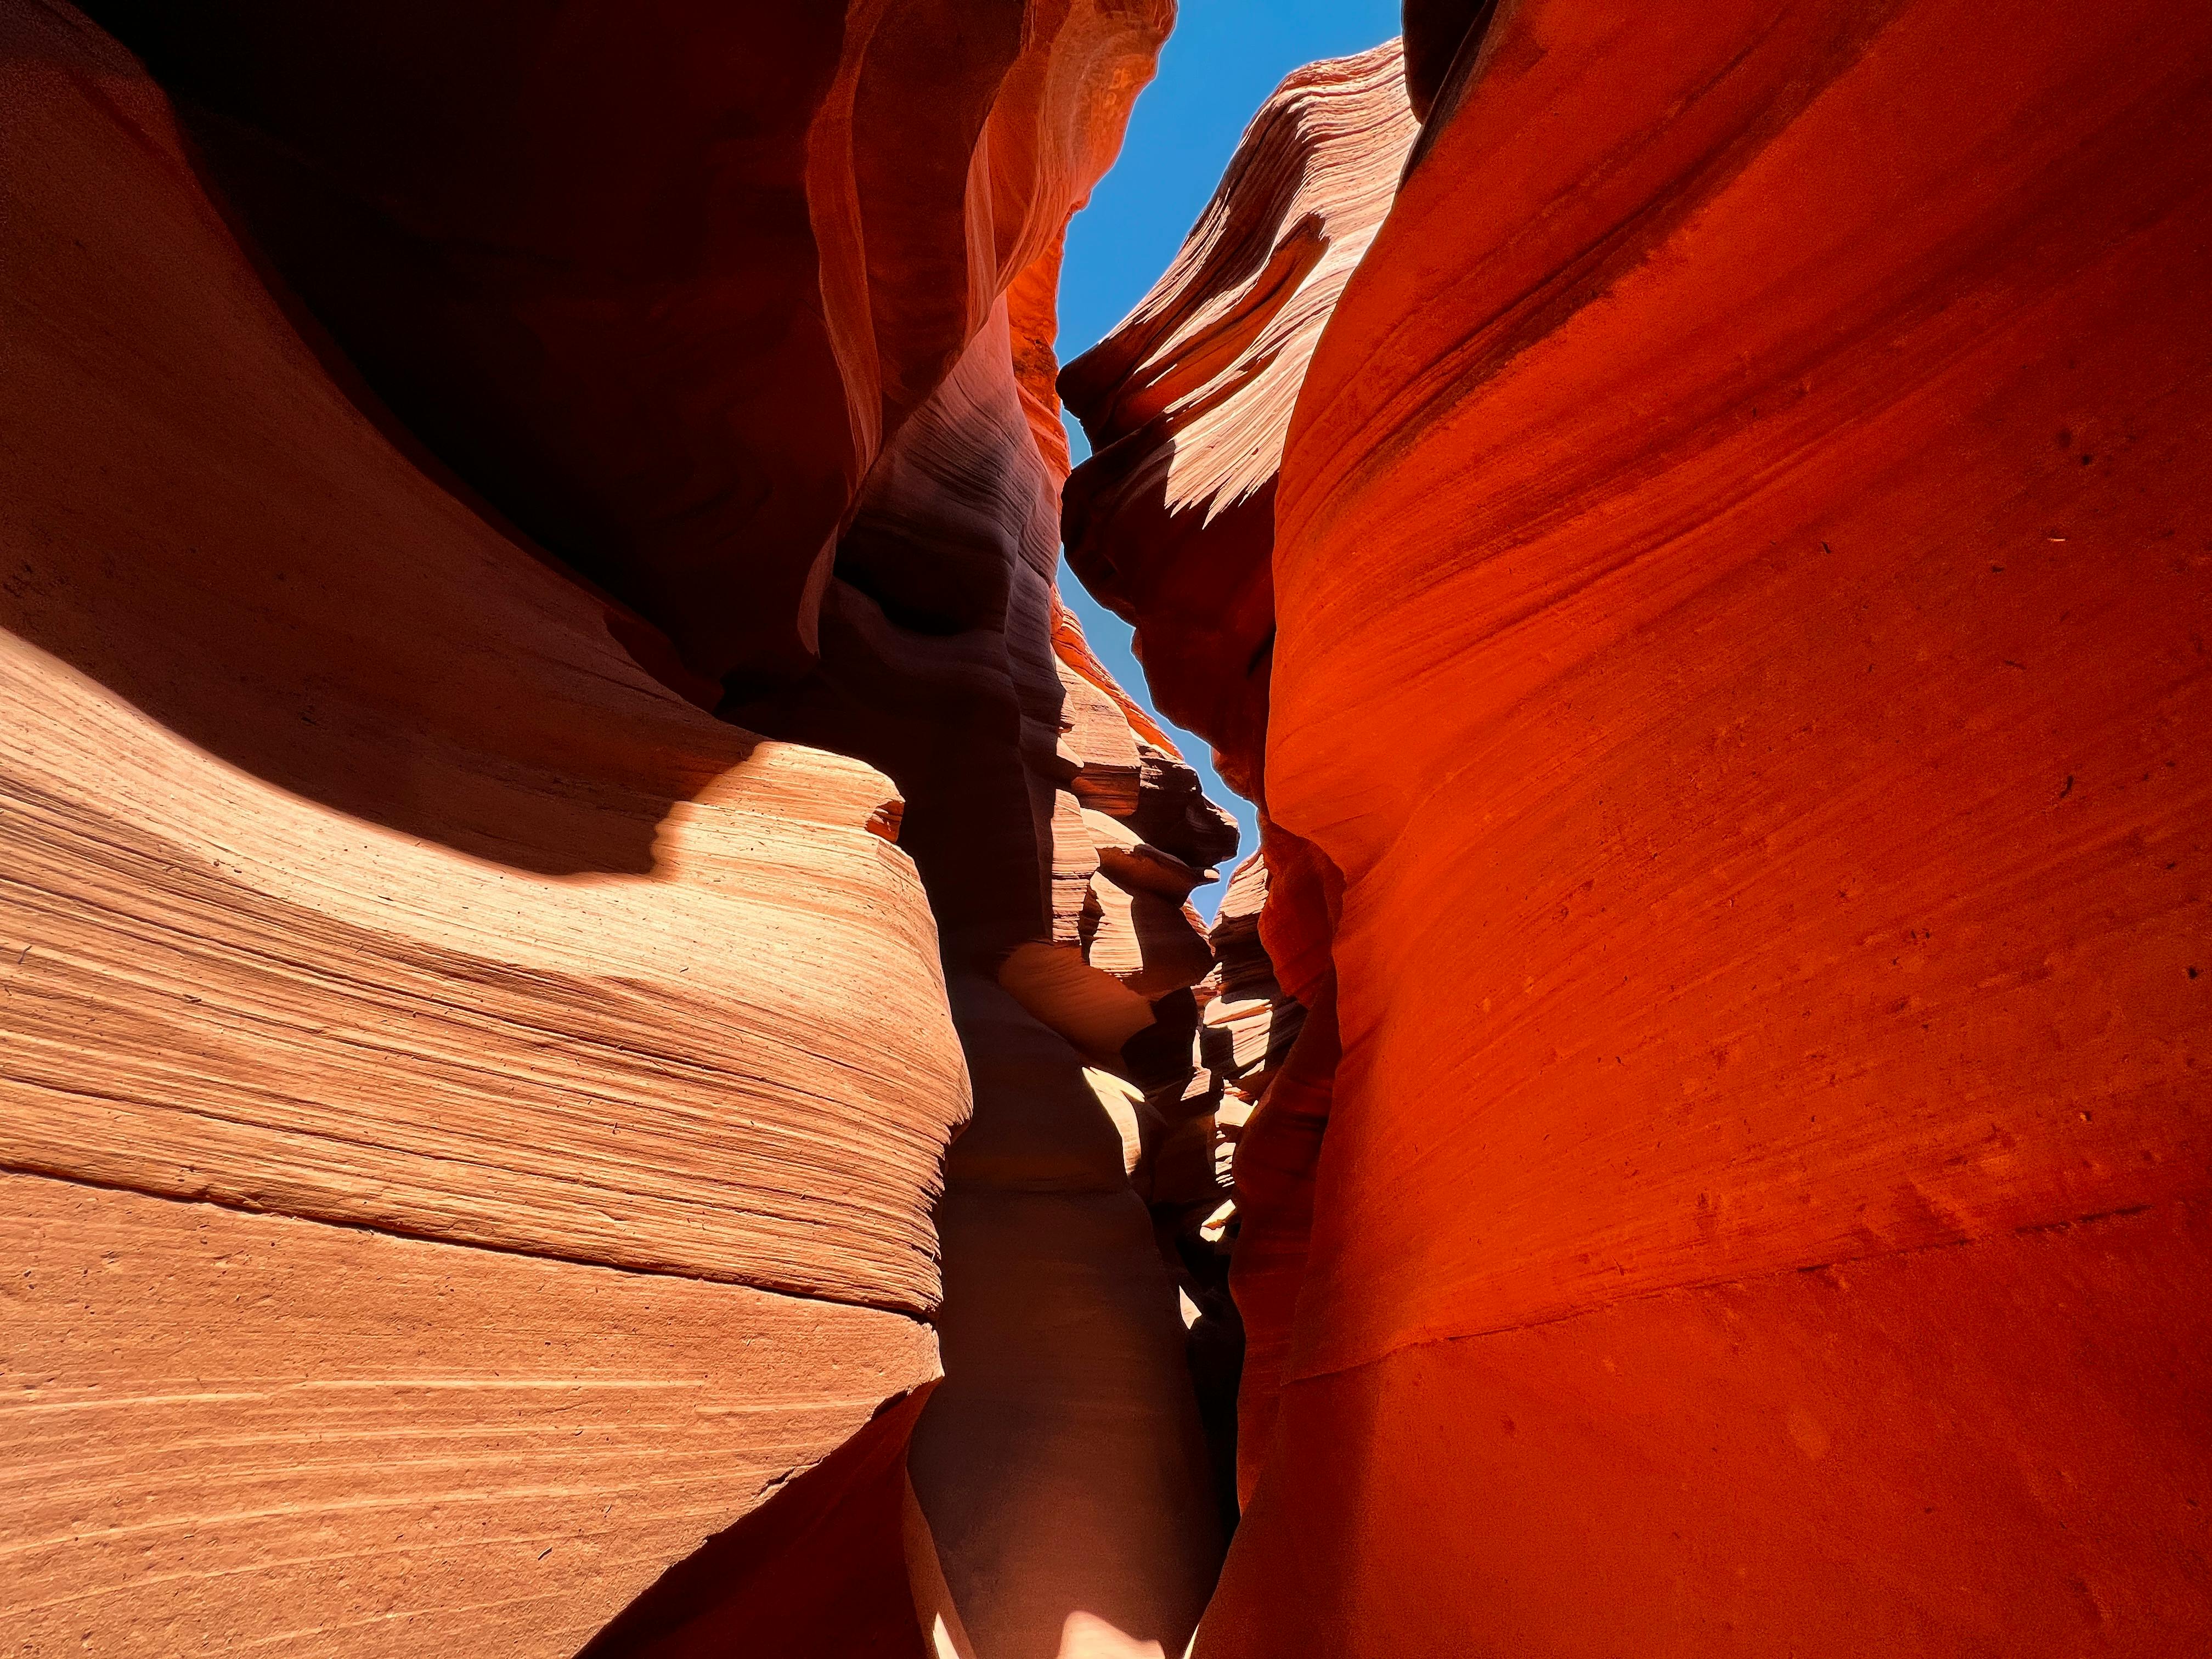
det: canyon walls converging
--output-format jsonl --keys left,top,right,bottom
{"left": 5, "top": 0, "right": 2210, "bottom": 1655}
{"left": 1060, "top": 36, "right": 1419, "bottom": 1498}
{"left": 1065, "top": 4, "right": 2212, "bottom": 1655}
{"left": 1062, "top": 37, "right": 1417, "bottom": 804}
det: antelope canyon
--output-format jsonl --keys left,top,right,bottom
{"left": 4, "top": 2, "right": 2206, "bottom": 1656}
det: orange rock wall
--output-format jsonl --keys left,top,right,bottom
{"left": 726, "top": 264, "right": 1228, "bottom": 1659}
{"left": 1059, "top": 43, "right": 1412, "bottom": 1507}
{"left": 1069, "top": 4, "right": 2212, "bottom": 1654}
{"left": 0, "top": 9, "right": 961, "bottom": 1650}
{"left": 21, "top": 0, "right": 2203, "bottom": 1648}
{"left": 3, "top": 2, "right": 1221, "bottom": 1654}
{"left": 1062, "top": 40, "right": 1415, "bottom": 799}
{"left": 72, "top": 0, "right": 1171, "bottom": 689}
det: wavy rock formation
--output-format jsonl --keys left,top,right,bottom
{"left": 18, "top": 0, "right": 2209, "bottom": 1651}
{"left": 1062, "top": 39, "right": 1415, "bottom": 800}
{"left": 0, "top": 10, "right": 960, "bottom": 1651}
{"left": 723, "top": 252, "right": 1227, "bottom": 1659}
{"left": 3, "top": 2, "right": 1223, "bottom": 1655}
{"left": 1066, "top": 8, "right": 2212, "bottom": 1656}
{"left": 1058, "top": 45, "right": 1408, "bottom": 1513}
{"left": 68, "top": 0, "right": 1171, "bottom": 693}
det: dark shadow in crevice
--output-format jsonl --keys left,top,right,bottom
{"left": 1402, "top": 0, "right": 1504, "bottom": 127}
{"left": 8, "top": 2, "right": 762, "bottom": 878}
{"left": 577, "top": 1389, "right": 934, "bottom": 1659}
{"left": 74, "top": 0, "right": 865, "bottom": 689}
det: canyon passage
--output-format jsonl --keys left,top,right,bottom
{"left": 2, "top": 3, "right": 2207, "bottom": 1656}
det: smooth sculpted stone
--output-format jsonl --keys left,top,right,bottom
{"left": 5, "top": 0, "right": 1244, "bottom": 1647}
{"left": 1064, "top": 4, "right": 2212, "bottom": 1655}
{"left": 1062, "top": 40, "right": 1417, "bottom": 800}
{"left": 75, "top": 0, "right": 1176, "bottom": 690}
{"left": 1, "top": 6, "right": 967, "bottom": 1651}
{"left": 0, "top": 1177, "right": 939, "bottom": 1658}
{"left": 726, "top": 162, "right": 1229, "bottom": 1659}
{"left": 0, "top": 0, "right": 966, "bottom": 1315}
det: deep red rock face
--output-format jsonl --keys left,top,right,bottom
{"left": 1058, "top": 44, "right": 1407, "bottom": 1515}
{"left": 1059, "top": 2, "right": 2212, "bottom": 1654}
{"left": 16, "top": 0, "right": 2210, "bottom": 1650}
{"left": 1397, "top": 0, "right": 1497, "bottom": 122}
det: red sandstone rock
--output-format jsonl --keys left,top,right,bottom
{"left": 71, "top": 0, "right": 1174, "bottom": 690}
{"left": 1053, "top": 64, "right": 1403, "bottom": 1427}
{"left": 1399, "top": 0, "right": 1499, "bottom": 124}
{"left": 0, "top": 6, "right": 966, "bottom": 1649}
{"left": 36, "top": 0, "right": 2197, "bottom": 1648}
{"left": 1062, "top": 40, "right": 1417, "bottom": 800}
{"left": 726, "top": 210, "right": 1225, "bottom": 1659}
{"left": 1056, "top": 57, "right": 1415, "bottom": 1536}
{"left": 1197, "top": 855, "right": 1305, "bottom": 1106}
{"left": 4, "top": 1178, "right": 939, "bottom": 1657}
{"left": 1069, "top": 2, "right": 2212, "bottom": 1652}
{"left": 3, "top": 2, "right": 1226, "bottom": 1654}
{"left": 0, "top": 6, "right": 1238, "bottom": 1654}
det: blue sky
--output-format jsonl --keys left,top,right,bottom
{"left": 1056, "top": 0, "right": 1403, "bottom": 915}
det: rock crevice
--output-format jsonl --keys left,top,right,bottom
{"left": 3, "top": 3, "right": 1232, "bottom": 1655}
{"left": 7, "top": 3, "right": 2209, "bottom": 1656}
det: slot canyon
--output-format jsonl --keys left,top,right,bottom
{"left": 1, "top": 0, "right": 2205, "bottom": 1654}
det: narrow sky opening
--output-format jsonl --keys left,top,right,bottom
{"left": 1056, "top": 0, "right": 1403, "bottom": 917}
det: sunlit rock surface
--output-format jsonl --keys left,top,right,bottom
{"left": 0, "top": 9, "right": 961, "bottom": 1651}
{"left": 15, "top": 0, "right": 2209, "bottom": 1651}
{"left": 1062, "top": 38, "right": 1416, "bottom": 802}
{"left": 1068, "top": 6, "right": 2212, "bottom": 1655}
{"left": 2, "top": 2, "right": 1223, "bottom": 1655}
{"left": 725, "top": 230, "right": 1226, "bottom": 1659}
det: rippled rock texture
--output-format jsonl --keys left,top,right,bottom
{"left": 17, "top": 0, "right": 2212, "bottom": 1651}
{"left": 1066, "top": 9, "right": 2212, "bottom": 1656}
{"left": 1062, "top": 38, "right": 1415, "bottom": 802}
{"left": 2, "top": 2, "right": 1221, "bottom": 1655}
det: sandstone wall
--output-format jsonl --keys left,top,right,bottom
{"left": 20, "top": 0, "right": 2205, "bottom": 1649}
{"left": 1061, "top": 39, "right": 1416, "bottom": 802}
{"left": 2, "top": 2, "right": 1224, "bottom": 1654}
{"left": 1, "top": 9, "right": 958, "bottom": 1649}
{"left": 1065, "top": 7, "right": 2212, "bottom": 1654}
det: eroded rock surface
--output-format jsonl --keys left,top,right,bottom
{"left": 70, "top": 0, "right": 1171, "bottom": 693}
{"left": 1067, "top": 7, "right": 2212, "bottom": 1655}
{"left": 0, "top": 9, "right": 965, "bottom": 1650}
{"left": 19, "top": 0, "right": 2207, "bottom": 1651}
{"left": 725, "top": 240, "right": 1227, "bottom": 1659}
{"left": 2, "top": 2, "right": 1226, "bottom": 1655}
{"left": 1062, "top": 39, "right": 1415, "bottom": 800}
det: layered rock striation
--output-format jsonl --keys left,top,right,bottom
{"left": 70, "top": 0, "right": 1170, "bottom": 693}
{"left": 720, "top": 207, "right": 1229, "bottom": 1659}
{"left": 1066, "top": 8, "right": 2212, "bottom": 1655}
{"left": 4, "top": 2, "right": 1228, "bottom": 1655}
{"left": 1062, "top": 38, "right": 1416, "bottom": 802}
{"left": 14, "top": 0, "right": 2211, "bottom": 1653}
{"left": 2, "top": 9, "right": 961, "bottom": 1649}
{"left": 1060, "top": 41, "right": 1415, "bottom": 1506}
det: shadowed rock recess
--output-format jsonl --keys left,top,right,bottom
{"left": 2, "top": 3, "right": 2205, "bottom": 1657}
